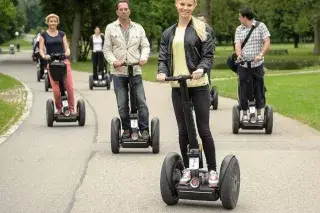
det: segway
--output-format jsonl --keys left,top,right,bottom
{"left": 210, "top": 86, "right": 218, "bottom": 110}
{"left": 232, "top": 60, "right": 273, "bottom": 134}
{"left": 110, "top": 62, "right": 160, "bottom": 154}
{"left": 9, "top": 44, "right": 15, "bottom": 54}
{"left": 36, "top": 55, "right": 46, "bottom": 82}
{"left": 89, "top": 51, "right": 111, "bottom": 90}
{"left": 44, "top": 66, "right": 51, "bottom": 92}
{"left": 36, "top": 56, "right": 42, "bottom": 82}
{"left": 45, "top": 53, "right": 86, "bottom": 127}
{"left": 160, "top": 74, "right": 240, "bottom": 210}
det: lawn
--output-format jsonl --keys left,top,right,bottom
{"left": 212, "top": 73, "right": 320, "bottom": 131}
{"left": 0, "top": 35, "right": 33, "bottom": 51}
{"left": 72, "top": 56, "right": 320, "bottom": 81}
{"left": 0, "top": 100, "right": 20, "bottom": 134}
{"left": 73, "top": 43, "right": 320, "bottom": 79}
{"left": 0, "top": 73, "right": 22, "bottom": 91}
{"left": 0, "top": 73, "right": 24, "bottom": 135}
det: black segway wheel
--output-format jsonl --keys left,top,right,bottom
{"left": 89, "top": 75, "right": 94, "bottom": 90}
{"left": 106, "top": 78, "right": 111, "bottom": 90}
{"left": 160, "top": 152, "right": 184, "bottom": 206}
{"left": 265, "top": 105, "right": 273, "bottom": 134}
{"left": 232, "top": 105, "right": 240, "bottom": 134}
{"left": 45, "top": 75, "right": 49, "bottom": 92}
{"left": 46, "top": 99, "right": 54, "bottom": 127}
{"left": 219, "top": 155, "right": 240, "bottom": 210}
{"left": 151, "top": 117, "right": 160, "bottom": 154}
{"left": 77, "top": 99, "right": 86, "bottom": 126}
{"left": 37, "top": 69, "right": 41, "bottom": 82}
{"left": 111, "top": 117, "right": 121, "bottom": 154}
{"left": 211, "top": 86, "right": 218, "bottom": 110}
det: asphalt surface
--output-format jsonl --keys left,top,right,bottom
{"left": 1, "top": 52, "right": 320, "bottom": 213}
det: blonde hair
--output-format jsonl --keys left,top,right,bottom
{"left": 175, "top": 0, "right": 207, "bottom": 41}
{"left": 191, "top": 16, "right": 207, "bottom": 42}
{"left": 45, "top": 13, "right": 60, "bottom": 25}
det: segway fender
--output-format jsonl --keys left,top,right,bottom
{"left": 219, "top": 155, "right": 236, "bottom": 184}
{"left": 163, "top": 152, "right": 183, "bottom": 194}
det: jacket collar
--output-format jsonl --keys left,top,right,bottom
{"left": 171, "top": 18, "right": 193, "bottom": 36}
{"left": 240, "top": 19, "right": 258, "bottom": 29}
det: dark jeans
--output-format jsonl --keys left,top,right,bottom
{"left": 238, "top": 64, "right": 265, "bottom": 110}
{"left": 172, "top": 85, "right": 217, "bottom": 171}
{"left": 113, "top": 74, "right": 149, "bottom": 132}
{"left": 34, "top": 53, "right": 46, "bottom": 75}
{"left": 92, "top": 51, "right": 105, "bottom": 80}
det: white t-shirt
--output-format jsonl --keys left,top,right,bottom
{"left": 93, "top": 35, "right": 103, "bottom": 52}
{"left": 33, "top": 33, "right": 41, "bottom": 53}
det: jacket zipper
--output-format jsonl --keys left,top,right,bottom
{"left": 194, "top": 47, "right": 200, "bottom": 58}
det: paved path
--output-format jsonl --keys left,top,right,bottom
{"left": 1, "top": 52, "right": 320, "bottom": 213}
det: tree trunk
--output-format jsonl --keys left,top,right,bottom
{"left": 70, "top": 1, "right": 82, "bottom": 62}
{"left": 204, "top": 0, "right": 212, "bottom": 26}
{"left": 294, "top": 33, "right": 299, "bottom": 48}
{"left": 313, "top": 19, "right": 320, "bottom": 55}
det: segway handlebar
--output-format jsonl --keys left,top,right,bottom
{"left": 45, "top": 53, "right": 66, "bottom": 62}
{"left": 165, "top": 75, "right": 193, "bottom": 81}
{"left": 120, "top": 62, "right": 140, "bottom": 67}
{"left": 50, "top": 53, "right": 66, "bottom": 60}
{"left": 235, "top": 59, "right": 254, "bottom": 65}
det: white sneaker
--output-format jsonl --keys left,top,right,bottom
{"left": 257, "top": 115, "right": 264, "bottom": 123}
{"left": 179, "top": 168, "right": 191, "bottom": 185}
{"left": 208, "top": 170, "right": 219, "bottom": 188}
{"left": 242, "top": 115, "right": 249, "bottom": 122}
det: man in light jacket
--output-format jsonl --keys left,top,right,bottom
{"left": 103, "top": 0, "right": 151, "bottom": 140}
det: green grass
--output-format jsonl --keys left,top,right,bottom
{"left": 0, "top": 73, "right": 24, "bottom": 135}
{"left": 216, "top": 43, "right": 320, "bottom": 68}
{"left": 0, "top": 100, "right": 21, "bottom": 134}
{"left": 73, "top": 43, "right": 320, "bottom": 79}
{"left": 213, "top": 73, "right": 320, "bottom": 131}
{"left": 0, "top": 36, "right": 33, "bottom": 51}
{"left": 0, "top": 73, "right": 23, "bottom": 91}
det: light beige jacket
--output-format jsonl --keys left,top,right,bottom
{"left": 103, "top": 19, "right": 150, "bottom": 76}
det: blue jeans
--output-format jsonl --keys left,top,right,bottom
{"left": 113, "top": 75, "right": 149, "bottom": 132}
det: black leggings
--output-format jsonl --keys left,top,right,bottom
{"left": 172, "top": 85, "right": 217, "bottom": 171}
{"left": 92, "top": 51, "right": 105, "bottom": 79}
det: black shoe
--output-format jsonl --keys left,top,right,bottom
{"left": 122, "top": 130, "right": 131, "bottom": 139}
{"left": 141, "top": 130, "right": 150, "bottom": 140}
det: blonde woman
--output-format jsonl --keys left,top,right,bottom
{"left": 39, "top": 13, "right": 76, "bottom": 115}
{"left": 157, "top": 0, "right": 218, "bottom": 187}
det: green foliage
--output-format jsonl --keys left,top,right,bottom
{"left": 0, "top": 0, "right": 17, "bottom": 43}
{"left": 0, "top": 0, "right": 28, "bottom": 43}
